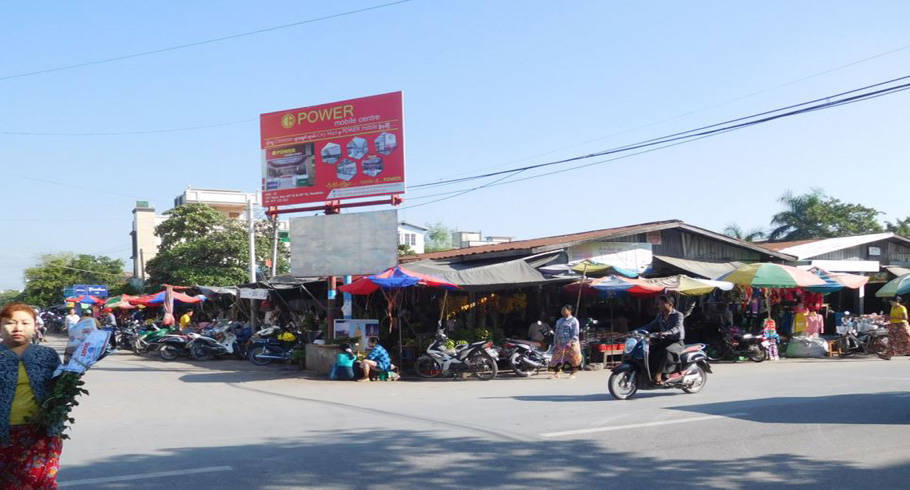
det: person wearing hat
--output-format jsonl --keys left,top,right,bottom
{"left": 329, "top": 343, "right": 356, "bottom": 380}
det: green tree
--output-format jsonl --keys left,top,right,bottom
{"left": 885, "top": 216, "right": 910, "bottom": 237}
{"left": 22, "top": 253, "right": 124, "bottom": 306}
{"left": 146, "top": 204, "right": 289, "bottom": 287}
{"left": 425, "top": 222, "right": 454, "bottom": 252}
{"left": 768, "top": 190, "right": 884, "bottom": 241}
{"left": 398, "top": 243, "right": 415, "bottom": 256}
{"left": 722, "top": 224, "right": 766, "bottom": 242}
{"left": 0, "top": 289, "right": 23, "bottom": 308}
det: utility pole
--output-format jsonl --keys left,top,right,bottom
{"left": 248, "top": 195, "right": 257, "bottom": 329}
{"left": 270, "top": 211, "right": 280, "bottom": 277}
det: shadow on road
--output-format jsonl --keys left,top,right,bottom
{"left": 58, "top": 428, "right": 910, "bottom": 489}
{"left": 670, "top": 392, "right": 910, "bottom": 425}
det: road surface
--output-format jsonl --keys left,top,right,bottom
{"left": 49, "top": 336, "right": 910, "bottom": 489}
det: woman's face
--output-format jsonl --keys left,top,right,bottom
{"left": 1, "top": 310, "right": 36, "bottom": 347}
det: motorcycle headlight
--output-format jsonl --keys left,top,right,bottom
{"left": 624, "top": 338, "right": 637, "bottom": 354}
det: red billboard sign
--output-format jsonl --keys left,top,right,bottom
{"left": 260, "top": 91, "right": 405, "bottom": 206}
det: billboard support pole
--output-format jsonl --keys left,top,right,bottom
{"left": 270, "top": 208, "right": 279, "bottom": 277}
{"left": 247, "top": 196, "right": 258, "bottom": 330}
{"left": 325, "top": 201, "right": 340, "bottom": 342}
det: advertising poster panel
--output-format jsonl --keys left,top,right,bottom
{"left": 260, "top": 92, "right": 405, "bottom": 206}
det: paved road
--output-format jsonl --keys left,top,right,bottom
{"left": 49, "top": 335, "right": 910, "bottom": 489}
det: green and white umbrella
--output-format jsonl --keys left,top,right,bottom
{"left": 875, "top": 273, "right": 910, "bottom": 298}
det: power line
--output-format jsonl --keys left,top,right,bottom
{"left": 0, "top": 0, "right": 414, "bottom": 82}
{"left": 409, "top": 74, "right": 910, "bottom": 191}
{"left": 403, "top": 78, "right": 910, "bottom": 208}
{"left": 0, "top": 118, "right": 256, "bottom": 136}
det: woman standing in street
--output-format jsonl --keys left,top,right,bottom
{"left": 882, "top": 296, "right": 910, "bottom": 359}
{"left": 0, "top": 302, "right": 63, "bottom": 489}
{"left": 550, "top": 305, "right": 582, "bottom": 379}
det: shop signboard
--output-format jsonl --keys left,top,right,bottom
{"left": 568, "top": 242, "right": 653, "bottom": 274}
{"left": 239, "top": 288, "right": 270, "bottom": 300}
{"left": 66, "top": 284, "right": 109, "bottom": 298}
{"left": 260, "top": 92, "right": 405, "bottom": 206}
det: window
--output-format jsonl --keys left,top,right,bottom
{"left": 410, "top": 234, "right": 417, "bottom": 246}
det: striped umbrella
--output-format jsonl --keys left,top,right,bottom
{"left": 717, "top": 263, "right": 826, "bottom": 288}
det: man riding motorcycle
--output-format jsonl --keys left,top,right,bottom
{"left": 640, "top": 295, "right": 684, "bottom": 385}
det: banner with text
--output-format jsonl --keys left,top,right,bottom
{"left": 260, "top": 91, "right": 405, "bottom": 206}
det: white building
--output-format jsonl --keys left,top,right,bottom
{"left": 398, "top": 222, "right": 428, "bottom": 254}
{"left": 132, "top": 187, "right": 264, "bottom": 279}
{"left": 451, "top": 230, "right": 513, "bottom": 249}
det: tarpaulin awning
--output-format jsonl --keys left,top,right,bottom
{"left": 405, "top": 258, "right": 561, "bottom": 290}
{"left": 196, "top": 286, "right": 238, "bottom": 296}
{"left": 564, "top": 275, "right": 664, "bottom": 297}
{"left": 806, "top": 268, "right": 869, "bottom": 293}
{"left": 645, "top": 275, "right": 734, "bottom": 296}
{"left": 129, "top": 291, "right": 206, "bottom": 306}
{"left": 653, "top": 256, "right": 746, "bottom": 280}
{"left": 66, "top": 295, "right": 104, "bottom": 305}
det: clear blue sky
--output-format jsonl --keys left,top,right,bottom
{"left": 3, "top": 0, "right": 910, "bottom": 290}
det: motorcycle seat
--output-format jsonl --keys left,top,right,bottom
{"left": 682, "top": 343, "right": 705, "bottom": 354}
{"left": 506, "top": 339, "right": 543, "bottom": 348}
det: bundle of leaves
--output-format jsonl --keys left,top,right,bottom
{"left": 28, "top": 372, "right": 88, "bottom": 440}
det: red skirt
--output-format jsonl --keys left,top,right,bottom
{"left": 0, "top": 425, "right": 63, "bottom": 490}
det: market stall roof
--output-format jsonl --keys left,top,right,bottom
{"left": 129, "top": 291, "right": 206, "bottom": 306}
{"left": 652, "top": 256, "right": 746, "bottom": 280}
{"left": 718, "top": 263, "right": 826, "bottom": 288}
{"left": 564, "top": 275, "right": 664, "bottom": 297}
{"left": 884, "top": 265, "right": 910, "bottom": 277}
{"left": 339, "top": 266, "right": 458, "bottom": 295}
{"left": 196, "top": 286, "right": 238, "bottom": 296}
{"left": 405, "top": 258, "right": 565, "bottom": 290}
{"left": 645, "top": 275, "right": 734, "bottom": 296}
{"left": 806, "top": 268, "right": 869, "bottom": 293}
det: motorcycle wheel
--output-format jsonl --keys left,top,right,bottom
{"left": 837, "top": 337, "right": 854, "bottom": 357}
{"left": 747, "top": 345, "right": 766, "bottom": 363}
{"left": 159, "top": 345, "right": 179, "bottom": 361}
{"left": 608, "top": 370, "right": 637, "bottom": 400}
{"left": 132, "top": 339, "right": 146, "bottom": 355}
{"left": 190, "top": 344, "right": 214, "bottom": 361}
{"left": 682, "top": 365, "right": 707, "bottom": 394}
{"left": 510, "top": 356, "right": 533, "bottom": 377}
{"left": 414, "top": 356, "right": 441, "bottom": 378}
{"left": 248, "top": 346, "right": 273, "bottom": 366}
{"left": 469, "top": 352, "right": 498, "bottom": 380}
{"left": 872, "top": 336, "right": 891, "bottom": 360}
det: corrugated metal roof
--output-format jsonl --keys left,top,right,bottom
{"left": 401, "top": 220, "right": 794, "bottom": 262}
{"left": 759, "top": 239, "right": 821, "bottom": 251}
{"left": 773, "top": 233, "right": 906, "bottom": 260}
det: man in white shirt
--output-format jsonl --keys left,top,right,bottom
{"left": 64, "top": 308, "right": 81, "bottom": 331}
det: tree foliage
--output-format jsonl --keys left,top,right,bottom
{"left": 398, "top": 243, "right": 415, "bottom": 256}
{"left": 0, "top": 289, "right": 23, "bottom": 308}
{"left": 22, "top": 253, "right": 124, "bottom": 306}
{"left": 885, "top": 216, "right": 910, "bottom": 237}
{"left": 146, "top": 203, "right": 289, "bottom": 287}
{"left": 768, "top": 190, "right": 884, "bottom": 241}
{"left": 722, "top": 224, "right": 766, "bottom": 242}
{"left": 425, "top": 222, "right": 454, "bottom": 252}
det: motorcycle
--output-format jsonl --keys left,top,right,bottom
{"left": 837, "top": 323, "right": 889, "bottom": 357}
{"left": 186, "top": 322, "right": 243, "bottom": 360}
{"left": 247, "top": 325, "right": 303, "bottom": 366}
{"left": 713, "top": 325, "right": 767, "bottom": 362}
{"left": 156, "top": 333, "right": 193, "bottom": 360}
{"left": 501, "top": 329, "right": 554, "bottom": 377}
{"left": 414, "top": 329, "right": 499, "bottom": 380}
{"left": 132, "top": 324, "right": 175, "bottom": 354}
{"left": 608, "top": 329, "right": 711, "bottom": 400}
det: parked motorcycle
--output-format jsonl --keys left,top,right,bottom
{"left": 415, "top": 329, "right": 498, "bottom": 380}
{"left": 247, "top": 325, "right": 303, "bottom": 366}
{"left": 608, "top": 329, "right": 711, "bottom": 400}
{"left": 713, "top": 325, "right": 767, "bottom": 362}
{"left": 501, "top": 328, "right": 554, "bottom": 377}
{"left": 156, "top": 333, "right": 193, "bottom": 360}
{"left": 132, "top": 324, "right": 175, "bottom": 354}
{"left": 837, "top": 324, "right": 889, "bottom": 357}
{"left": 187, "top": 322, "right": 242, "bottom": 360}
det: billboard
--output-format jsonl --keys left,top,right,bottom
{"left": 260, "top": 92, "right": 405, "bottom": 207}
{"left": 290, "top": 210, "right": 398, "bottom": 277}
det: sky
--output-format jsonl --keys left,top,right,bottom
{"left": 2, "top": 0, "right": 910, "bottom": 290}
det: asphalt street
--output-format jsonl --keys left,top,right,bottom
{"left": 48, "top": 335, "right": 910, "bottom": 489}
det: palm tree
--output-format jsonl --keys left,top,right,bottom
{"left": 886, "top": 216, "right": 910, "bottom": 238}
{"left": 768, "top": 190, "right": 826, "bottom": 241}
{"left": 723, "top": 224, "right": 766, "bottom": 242}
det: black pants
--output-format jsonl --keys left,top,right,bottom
{"left": 650, "top": 339, "right": 684, "bottom": 377}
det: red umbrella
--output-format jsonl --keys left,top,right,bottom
{"left": 66, "top": 295, "right": 105, "bottom": 305}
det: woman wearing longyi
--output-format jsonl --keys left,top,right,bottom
{"left": 0, "top": 302, "right": 63, "bottom": 489}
